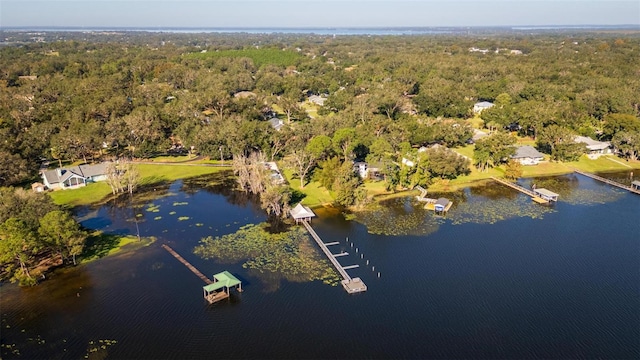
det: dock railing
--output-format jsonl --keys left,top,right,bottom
{"left": 574, "top": 169, "right": 640, "bottom": 195}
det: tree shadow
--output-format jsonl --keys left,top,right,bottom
{"left": 81, "top": 232, "right": 122, "bottom": 261}
{"left": 289, "top": 189, "right": 307, "bottom": 204}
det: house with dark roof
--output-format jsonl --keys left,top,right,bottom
{"left": 511, "top": 145, "right": 545, "bottom": 165}
{"left": 41, "top": 162, "right": 110, "bottom": 190}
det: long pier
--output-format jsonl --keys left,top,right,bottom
{"left": 574, "top": 170, "right": 640, "bottom": 195}
{"left": 162, "top": 244, "right": 213, "bottom": 284}
{"left": 491, "top": 177, "right": 549, "bottom": 203}
{"left": 300, "top": 220, "right": 367, "bottom": 293}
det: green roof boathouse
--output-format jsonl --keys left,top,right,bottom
{"left": 203, "top": 271, "right": 243, "bottom": 304}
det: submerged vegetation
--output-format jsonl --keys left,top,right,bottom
{"left": 353, "top": 198, "right": 443, "bottom": 236}
{"left": 194, "top": 224, "right": 340, "bottom": 290}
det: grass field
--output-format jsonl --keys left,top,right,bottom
{"left": 282, "top": 168, "right": 334, "bottom": 208}
{"left": 49, "top": 163, "right": 229, "bottom": 207}
{"left": 183, "top": 48, "right": 301, "bottom": 68}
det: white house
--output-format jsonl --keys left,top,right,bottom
{"left": 353, "top": 161, "right": 382, "bottom": 179}
{"left": 511, "top": 146, "right": 545, "bottom": 165}
{"left": 473, "top": 101, "right": 495, "bottom": 114}
{"left": 41, "top": 162, "right": 110, "bottom": 190}
{"left": 574, "top": 136, "right": 612, "bottom": 159}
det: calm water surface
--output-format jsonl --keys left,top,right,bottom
{"left": 1, "top": 172, "right": 639, "bottom": 359}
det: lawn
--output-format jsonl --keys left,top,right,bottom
{"left": 282, "top": 168, "right": 334, "bottom": 208}
{"left": 49, "top": 163, "right": 229, "bottom": 207}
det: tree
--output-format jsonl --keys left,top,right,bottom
{"left": 39, "top": 210, "right": 87, "bottom": 265}
{"left": 0, "top": 218, "right": 40, "bottom": 285}
{"left": 504, "top": 160, "right": 523, "bottom": 181}
{"left": 424, "top": 147, "right": 471, "bottom": 180}
{"left": 332, "top": 128, "right": 357, "bottom": 161}
{"left": 288, "top": 148, "right": 317, "bottom": 189}
{"left": 314, "top": 156, "right": 341, "bottom": 190}
{"left": 537, "top": 125, "right": 582, "bottom": 161}
{"left": 306, "top": 135, "right": 333, "bottom": 160}
{"left": 473, "top": 132, "right": 516, "bottom": 171}
{"left": 332, "top": 161, "right": 366, "bottom": 207}
{"left": 611, "top": 130, "right": 640, "bottom": 161}
{"left": 602, "top": 114, "right": 640, "bottom": 140}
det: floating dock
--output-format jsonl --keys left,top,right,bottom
{"left": 300, "top": 220, "right": 367, "bottom": 294}
{"left": 574, "top": 170, "right": 640, "bottom": 195}
{"left": 491, "top": 177, "right": 556, "bottom": 203}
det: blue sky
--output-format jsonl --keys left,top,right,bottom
{"left": 1, "top": 1, "right": 639, "bottom": 28}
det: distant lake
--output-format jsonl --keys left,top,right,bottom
{"left": 6, "top": 25, "right": 639, "bottom": 35}
{"left": 1, "top": 171, "right": 639, "bottom": 359}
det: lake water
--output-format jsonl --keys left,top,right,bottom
{"left": 1, "top": 172, "right": 639, "bottom": 359}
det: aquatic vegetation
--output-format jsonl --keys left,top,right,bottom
{"left": 560, "top": 187, "right": 625, "bottom": 205}
{"left": 194, "top": 224, "right": 340, "bottom": 289}
{"left": 173, "top": 202, "right": 189, "bottom": 206}
{"left": 449, "top": 195, "right": 554, "bottom": 225}
{"left": 353, "top": 198, "right": 443, "bottom": 236}
{"left": 178, "top": 216, "right": 190, "bottom": 221}
{"left": 195, "top": 223, "right": 204, "bottom": 227}
{"left": 84, "top": 339, "right": 117, "bottom": 359}
{"left": 169, "top": 211, "right": 176, "bottom": 215}
{"left": 154, "top": 216, "right": 162, "bottom": 220}
{"left": 146, "top": 204, "right": 161, "bottom": 212}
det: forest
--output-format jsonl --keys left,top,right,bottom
{"left": 1, "top": 30, "right": 640, "bottom": 284}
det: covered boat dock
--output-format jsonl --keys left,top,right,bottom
{"left": 203, "top": 271, "right": 243, "bottom": 304}
{"left": 533, "top": 188, "right": 559, "bottom": 202}
{"left": 289, "top": 203, "right": 316, "bottom": 223}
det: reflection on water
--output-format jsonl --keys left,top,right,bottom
{"left": 1, "top": 172, "right": 639, "bottom": 359}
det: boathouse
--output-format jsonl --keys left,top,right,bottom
{"left": 632, "top": 180, "right": 640, "bottom": 191}
{"left": 434, "top": 198, "right": 452, "bottom": 213}
{"left": 533, "top": 188, "right": 559, "bottom": 202}
{"left": 203, "top": 271, "right": 242, "bottom": 304}
{"left": 290, "top": 203, "right": 316, "bottom": 223}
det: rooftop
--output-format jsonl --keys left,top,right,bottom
{"left": 512, "top": 145, "right": 544, "bottom": 159}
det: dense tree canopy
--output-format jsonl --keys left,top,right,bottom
{"left": 1, "top": 30, "right": 639, "bottom": 188}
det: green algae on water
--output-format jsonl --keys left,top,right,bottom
{"left": 194, "top": 224, "right": 340, "bottom": 289}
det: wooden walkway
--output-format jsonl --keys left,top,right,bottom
{"left": 162, "top": 244, "right": 213, "bottom": 284}
{"left": 574, "top": 170, "right": 640, "bottom": 195}
{"left": 300, "top": 220, "right": 367, "bottom": 293}
{"left": 491, "top": 177, "right": 549, "bottom": 203}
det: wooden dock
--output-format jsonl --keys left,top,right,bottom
{"left": 574, "top": 170, "right": 640, "bottom": 195}
{"left": 491, "top": 177, "right": 549, "bottom": 203}
{"left": 300, "top": 220, "right": 367, "bottom": 294}
{"left": 162, "top": 244, "right": 212, "bottom": 284}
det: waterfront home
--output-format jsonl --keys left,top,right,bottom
{"left": 511, "top": 146, "right": 545, "bottom": 165}
{"left": 574, "top": 136, "right": 612, "bottom": 159}
{"left": 353, "top": 161, "right": 382, "bottom": 179}
{"left": 41, "top": 162, "right": 110, "bottom": 190}
{"left": 473, "top": 101, "right": 494, "bottom": 114}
